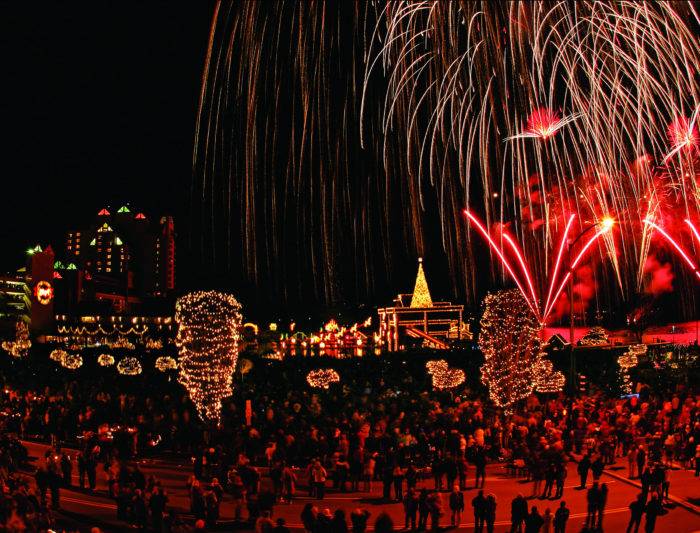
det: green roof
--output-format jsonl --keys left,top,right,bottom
{"left": 117, "top": 205, "right": 131, "bottom": 213}
{"left": 90, "top": 238, "right": 96, "bottom": 246}
{"left": 53, "top": 261, "right": 65, "bottom": 269}
{"left": 114, "top": 236, "right": 123, "bottom": 246}
{"left": 66, "top": 263, "right": 77, "bottom": 270}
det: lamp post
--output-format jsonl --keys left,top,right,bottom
{"left": 567, "top": 217, "right": 614, "bottom": 386}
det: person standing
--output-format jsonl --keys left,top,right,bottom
{"left": 484, "top": 494, "right": 497, "bottom": 533}
{"left": 392, "top": 464, "right": 405, "bottom": 502}
{"left": 449, "top": 485, "right": 464, "bottom": 527}
{"left": 591, "top": 456, "right": 604, "bottom": 482}
{"left": 644, "top": 494, "right": 663, "bottom": 533}
{"left": 403, "top": 488, "right": 418, "bottom": 530}
{"left": 428, "top": 490, "right": 442, "bottom": 532}
{"left": 281, "top": 463, "right": 296, "bottom": 504}
{"left": 542, "top": 463, "right": 556, "bottom": 499}
{"left": 350, "top": 509, "right": 371, "bottom": 533}
{"left": 637, "top": 446, "right": 647, "bottom": 478}
{"left": 77, "top": 452, "right": 87, "bottom": 489}
{"left": 597, "top": 482, "right": 608, "bottom": 530}
{"left": 524, "top": 506, "right": 544, "bottom": 533}
{"left": 628, "top": 446, "right": 638, "bottom": 479}
{"left": 474, "top": 449, "right": 487, "bottom": 489}
{"left": 585, "top": 482, "right": 600, "bottom": 530}
{"left": 554, "top": 464, "right": 566, "bottom": 500}
{"left": 553, "top": 502, "right": 569, "bottom": 533}
{"left": 577, "top": 454, "right": 591, "bottom": 489}
{"left": 541, "top": 508, "right": 552, "bottom": 533}
{"left": 510, "top": 493, "right": 528, "bottom": 533}
{"left": 310, "top": 460, "right": 327, "bottom": 500}
{"left": 418, "top": 488, "right": 429, "bottom": 531}
{"left": 472, "top": 489, "right": 487, "bottom": 533}
{"left": 331, "top": 509, "right": 349, "bottom": 533}
{"left": 627, "top": 494, "right": 645, "bottom": 533}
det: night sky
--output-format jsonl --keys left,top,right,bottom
{"left": 2, "top": 3, "right": 698, "bottom": 325}
{"left": 0, "top": 3, "right": 213, "bottom": 281}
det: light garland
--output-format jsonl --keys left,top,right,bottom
{"left": 1, "top": 322, "right": 31, "bottom": 358}
{"left": 175, "top": 291, "right": 242, "bottom": 424}
{"left": 61, "top": 353, "right": 83, "bottom": 370}
{"left": 618, "top": 344, "right": 644, "bottom": 393}
{"left": 155, "top": 356, "right": 177, "bottom": 372}
{"left": 50, "top": 349, "right": 68, "bottom": 364}
{"left": 409, "top": 258, "right": 433, "bottom": 308}
{"left": 306, "top": 368, "right": 340, "bottom": 389}
{"left": 425, "top": 359, "right": 466, "bottom": 389}
{"left": 480, "top": 290, "right": 541, "bottom": 409}
{"left": 98, "top": 354, "right": 115, "bottom": 367}
{"left": 110, "top": 337, "right": 135, "bottom": 350}
{"left": 533, "top": 354, "right": 566, "bottom": 393}
{"left": 579, "top": 326, "right": 609, "bottom": 346}
{"left": 145, "top": 338, "right": 163, "bottom": 350}
{"left": 117, "top": 357, "right": 142, "bottom": 375}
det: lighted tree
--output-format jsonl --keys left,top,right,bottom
{"left": 533, "top": 354, "right": 566, "bottom": 393}
{"left": 1, "top": 322, "right": 31, "bottom": 358}
{"left": 480, "top": 290, "right": 540, "bottom": 409}
{"left": 579, "top": 326, "right": 609, "bottom": 346}
{"left": 175, "top": 291, "right": 242, "bottom": 424}
{"left": 618, "top": 344, "right": 645, "bottom": 393}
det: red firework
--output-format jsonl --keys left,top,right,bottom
{"left": 644, "top": 218, "right": 700, "bottom": 281}
{"left": 464, "top": 210, "right": 612, "bottom": 323}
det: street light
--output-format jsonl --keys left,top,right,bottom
{"left": 567, "top": 217, "right": 615, "bottom": 385}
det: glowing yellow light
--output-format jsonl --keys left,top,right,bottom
{"left": 176, "top": 291, "right": 242, "bottom": 424}
{"left": 306, "top": 368, "right": 340, "bottom": 389}
{"left": 601, "top": 216, "right": 615, "bottom": 230}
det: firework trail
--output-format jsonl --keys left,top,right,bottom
{"left": 193, "top": 1, "right": 700, "bottom": 312}
{"left": 363, "top": 1, "right": 700, "bottom": 306}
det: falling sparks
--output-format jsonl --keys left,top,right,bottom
{"left": 194, "top": 1, "right": 700, "bottom": 311}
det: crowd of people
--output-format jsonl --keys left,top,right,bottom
{"left": 0, "top": 352, "right": 698, "bottom": 531}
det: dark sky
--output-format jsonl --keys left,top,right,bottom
{"left": 0, "top": 3, "right": 214, "bottom": 274}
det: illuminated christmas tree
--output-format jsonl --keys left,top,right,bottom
{"left": 480, "top": 290, "right": 540, "bottom": 409}
{"left": 410, "top": 258, "right": 433, "bottom": 308}
{"left": 175, "top": 291, "right": 242, "bottom": 424}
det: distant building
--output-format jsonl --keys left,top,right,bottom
{"left": 377, "top": 258, "right": 471, "bottom": 351}
{"left": 0, "top": 275, "right": 31, "bottom": 330}
{"left": 27, "top": 245, "right": 56, "bottom": 333}
{"left": 59, "top": 205, "right": 175, "bottom": 313}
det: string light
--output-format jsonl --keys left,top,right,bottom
{"left": 155, "top": 356, "right": 177, "bottom": 372}
{"left": 306, "top": 368, "right": 340, "bottom": 389}
{"left": 480, "top": 290, "right": 540, "bottom": 409}
{"left": 50, "top": 349, "right": 68, "bottom": 364}
{"left": 533, "top": 354, "right": 566, "bottom": 393}
{"left": 117, "top": 356, "right": 142, "bottom": 376}
{"left": 61, "top": 353, "right": 83, "bottom": 370}
{"left": 1, "top": 322, "right": 31, "bottom": 358}
{"left": 111, "top": 337, "right": 136, "bottom": 350}
{"left": 175, "top": 291, "right": 242, "bottom": 424}
{"left": 145, "top": 338, "right": 163, "bottom": 350}
{"left": 425, "top": 359, "right": 466, "bottom": 390}
{"left": 618, "top": 344, "right": 644, "bottom": 393}
{"left": 98, "top": 354, "right": 115, "bottom": 367}
{"left": 409, "top": 258, "right": 433, "bottom": 308}
{"left": 579, "top": 326, "right": 609, "bottom": 346}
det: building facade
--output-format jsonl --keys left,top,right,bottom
{"left": 377, "top": 259, "right": 471, "bottom": 351}
{"left": 60, "top": 205, "right": 175, "bottom": 313}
